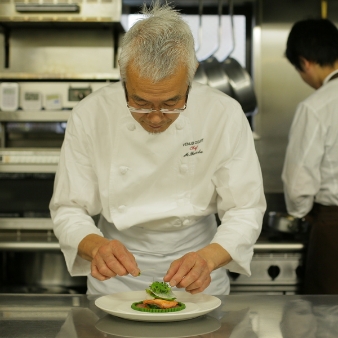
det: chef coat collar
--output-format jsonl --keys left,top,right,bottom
{"left": 323, "top": 69, "right": 338, "bottom": 85}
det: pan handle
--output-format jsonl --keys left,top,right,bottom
{"left": 204, "top": 0, "right": 223, "bottom": 60}
{"left": 195, "top": 0, "right": 204, "bottom": 54}
{"left": 224, "top": 0, "right": 235, "bottom": 59}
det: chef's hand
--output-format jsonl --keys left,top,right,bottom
{"left": 163, "top": 243, "right": 232, "bottom": 294}
{"left": 78, "top": 234, "right": 140, "bottom": 281}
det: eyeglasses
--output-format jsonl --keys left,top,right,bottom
{"left": 126, "top": 104, "right": 187, "bottom": 114}
{"left": 124, "top": 84, "right": 189, "bottom": 115}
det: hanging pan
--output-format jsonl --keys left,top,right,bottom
{"left": 221, "top": 0, "right": 257, "bottom": 113}
{"left": 194, "top": 0, "right": 233, "bottom": 96}
{"left": 193, "top": 0, "right": 208, "bottom": 85}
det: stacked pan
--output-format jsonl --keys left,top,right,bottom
{"left": 194, "top": 56, "right": 257, "bottom": 114}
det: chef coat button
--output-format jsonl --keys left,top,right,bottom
{"left": 173, "top": 220, "right": 181, "bottom": 227}
{"left": 119, "top": 166, "right": 128, "bottom": 174}
{"left": 180, "top": 164, "right": 188, "bottom": 174}
{"left": 118, "top": 205, "right": 126, "bottom": 212}
{"left": 175, "top": 121, "right": 184, "bottom": 130}
{"left": 183, "top": 219, "right": 189, "bottom": 226}
{"left": 127, "top": 123, "right": 136, "bottom": 131}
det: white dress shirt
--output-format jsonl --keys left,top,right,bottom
{"left": 50, "top": 81, "right": 266, "bottom": 292}
{"left": 282, "top": 70, "right": 338, "bottom": 218}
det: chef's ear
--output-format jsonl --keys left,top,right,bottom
{"left": 299, "top": 57, "right": 312, "bottom": 72}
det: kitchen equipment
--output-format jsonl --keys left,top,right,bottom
{"left": 229, "top": 205, "right": 307, "bottom": 295}
{"left": 0, "top": 83, "right": 19, "bottom": 112}
{"left": 204, "top": 56, "right": 233, "bottom": 96}
{"left": 22, "top": 92, "right": 42, "bottom": 111}
{"left": 196, "top": 0, "right": 233, "bottom": 96}
{"left": 0, "top": 214, "right": 87, "bottom": 294}
{"left": 194, "top": 63, "right": 209, "bottom": 85}
{"left": 45, "top": 94, "right": 62, "bottom": 110}
{"left": 268, "top": 211, "right": 308, "bottom": 234}
{"left": 222, "top": 57, "right": 257, "bottom": 113}
{"left": 0, "top": 250, "right": 87, "bottom": 294}
{"left": 0, "top": 0, "right": 122, "bottom": 23}
{"left": 193, "top": 0, "right": 256, "bottom": 113}
{"left": 229, "top": 251, "right": 304, "bottom": 295}
{"left": 220, "top": 0, "right": 257, "bottom": 113}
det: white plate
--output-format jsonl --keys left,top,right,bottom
{"left": 95, "top": 291, "right": 221, "bottom": 322}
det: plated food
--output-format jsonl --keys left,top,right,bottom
{"left": 95, "top": 291, "right": 222, "bottom": 322}
{"left": 131, "top": 281, "right": 186, "bottom": 313}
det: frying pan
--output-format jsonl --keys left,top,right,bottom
{"left": 268, "top": 212, "right": 301, "bottom": 234}
{"left": 222, "top": 57, "right": 257, "bottom": 112}
{"left": 203, "top": 56, "right": 233, "bottom": 95}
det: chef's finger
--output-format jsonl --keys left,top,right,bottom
{"left": 181, "top": 271, "right": 211, "bottom": 293}
{"left": 165, "top": 255, "right": 198, "bottom": 287}
{"left": 91, "top": 260, "right": 113, "bottom": 281}
{"left": 107, "top": 241, "right": 140, "bottom": 277}
{"left": 93, "top": 254, "right": 117, "bottom": 278}
{"left": 185, "top": 276, "right": 211, "bottom": 294}
{"left": 170, "top": 252, "right": 209, "bottom": 287}
{"left": 163, "top": 258, "right": 183, "bottom": 285}
{"left": 98, "top": 240, "right": 140, "bottom": 277}
{"left": 108, "top": 252, "right": 140, "bottom": 277}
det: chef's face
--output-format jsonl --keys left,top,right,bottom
{"left": 124, "top": 64, "right": 189, "bottom": 134}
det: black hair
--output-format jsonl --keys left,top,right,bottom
{"left": 285, "top": 18, "right": 338, "bottom": 71}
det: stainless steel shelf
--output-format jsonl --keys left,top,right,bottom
{"left": 0, "top": 218, "right": 53, "bottom": 230}
{"left": 0, "top": 71, "right": 120, "bottom": 80}
{"left": 0, "top": 148, "right": 60, "bottom": 172}
{"left": 0, "top": 218, "right": 59, "bottom": 250}
{"left": 0, "top": 163, "right": 58, "bottom": 173}
{"left": 254, "top": 243, "right": 304, "bottom": 251}
{"left": 0, "top": 242, "right": 60, "bottom": 250}
{"left": 0, "top": 110, "right": 70, "bottom": 121}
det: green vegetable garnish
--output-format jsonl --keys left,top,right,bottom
{"left": 146, "top": 281, "right": 176, "bottom": 300}
{"left": 131, "top": 301, "right": 186, "bottom": 312}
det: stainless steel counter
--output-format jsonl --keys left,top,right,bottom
{"left": 1, "top": 293, "right": 337, "bottom": 338}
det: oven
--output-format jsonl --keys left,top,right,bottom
{"left": 228, "top": 194, "right": 308, "bottom": 295}
{"left": 0, "top": 217, "right": 88, "bottom": 294}
{"left": 229, "top": 244, "right": 305, "bottom": 295}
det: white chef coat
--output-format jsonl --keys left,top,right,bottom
{"left": 50, "top": 81, "right": 266, "bottom": 295}
{"left": 282, "top": 70, "right": 338, "bottom": 218}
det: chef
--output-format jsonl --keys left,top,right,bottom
{"left": 50, "top": 1, "right": 266, "bottom": 295}
{"left": 282, "top": 19, "right": 338, "bottom": 294}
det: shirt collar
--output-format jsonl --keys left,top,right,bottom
{"left": 323, "top": 69, "right": 338, "bottom": 85}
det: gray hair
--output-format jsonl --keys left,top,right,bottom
{"left": 119, "top": 1, "right": 198, "bottom": 84}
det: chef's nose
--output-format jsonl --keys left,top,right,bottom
{"left": 147, "top": 109, "right": 165, "bottom": 122}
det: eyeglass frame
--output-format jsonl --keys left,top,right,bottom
{"left": 123, "top": 82, "right": 190, "bottom": 114}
